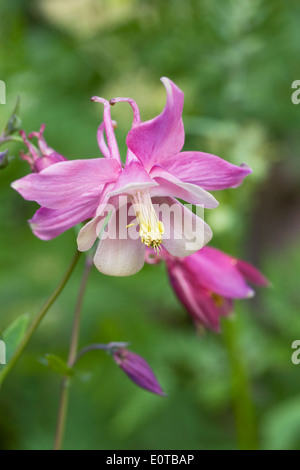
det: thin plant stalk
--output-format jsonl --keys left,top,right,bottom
{"left": 0, "top": 250, "right": 82, "bottom": 389}
{"left": 53, "top": 256, "right": 93, "bottom": 451}
{"left": 223, "top": 314, "right": 258, "bottom": 450}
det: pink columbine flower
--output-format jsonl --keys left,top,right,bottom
{"left": 148, "top": 246, "right": 269, "bottom": 332}
{"left": 19, "top": 124, "right": 67, "bottom": 172}
{"left": 113, "top": 347, "right": 165, "bottom": 396}
{"left": 12, "top": 78, "right": 251, "bottom": 276}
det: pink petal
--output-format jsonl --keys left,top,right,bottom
{"left": 95, "top": 182, "right": 119, "bottom": 216}
{"left": 186, "top": 247, "right": 254, "bottom": 298}
{"left": 93, "top": 205, "right": 145, "bottom": 276}
{"left": 126, "top": 77, "right": 185, "bottom": 171}
{"left": 11, "top": 158, "right": 121, "bottom": 210}
{"left": 33, "top": 153, "right": 67, "bottom": 173}
{"left": 164, "top": 151, "right": 252, "bottom": 190}
{"left": 236, "top": 259, "right": 270, "bottom": 287}
{"left": 107, "top": 161, "right": 158, "bottom": 198}
{"left": 190, "top": 288, "right": 226, "bottom": 332}
{"left": 153, "top": 197, "right": 212, "bottom": 257}
{"left": 29, "top": 192, "right": 100, "bottom": 240}
{"left": 150, "top": 166, "right": 218, "bottom": 208}
{"left": 167, "top": 262, "right": 222, "bottom": 332}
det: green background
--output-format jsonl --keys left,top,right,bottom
{"left": 1, "top": 0, "right": 300, "bottom": 450}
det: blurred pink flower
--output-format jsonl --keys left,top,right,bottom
{"left": 149, "top": 246, "right": 269, "bottom": 332}
{"left": 20, "top": 124, "right": 67, "bottom": 173}
{"left": 12, "top": 78, "right": 251, "bottom": 276}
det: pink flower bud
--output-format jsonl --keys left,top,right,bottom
{"left": 113, "top": 348, "right": 165, "bottom": 396}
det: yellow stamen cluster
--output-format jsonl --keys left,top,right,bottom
{"left": 131, "top": 191, "right": 164, "bottom": 251}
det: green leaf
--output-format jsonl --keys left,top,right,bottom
{"left": 261, "top": 397, "right": 300, "bottom": 450}
{"left": 3, "top": 314, "right": 30, "bottom": 362}
{"left": 44, "top": 354, "right": 74, "bottom": 377}
{"left": 4, "top": 96, "right": 21, "bottom": 136}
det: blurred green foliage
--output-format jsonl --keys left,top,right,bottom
{"left": 0, "top": 0, "right": 300, "bottom": 450}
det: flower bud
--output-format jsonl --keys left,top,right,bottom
{"left": 113, "top": 348, "right": 165, "bottom": 396}
{"left": 20, "top": 124, "right": 67, "bottom": 172}
{"left": 0, "top": 149, "right": 9, "bottom": 169}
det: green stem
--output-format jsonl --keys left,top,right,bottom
{"left": 0, "top": 250, "right": 82, "bottom": 389}
{"left": 53, "top": 257, "right": 93, "bottom": 451}
{"left": 223, "top": 315, "right": 258, "bottom": 450}
{"left": 0, "top": 135, "right": 24, "bottom": 146}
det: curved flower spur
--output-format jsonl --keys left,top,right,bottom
{"left": 19, "top": 124, "right": 67, "bottom": 173}
{"left": 12, "top": 78, "right": 252, "bottom": 276}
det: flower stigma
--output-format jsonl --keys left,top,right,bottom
{"left": 130, "top": 191, "right": 164, "bottom": 252}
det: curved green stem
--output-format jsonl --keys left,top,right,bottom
{"left": 74, "top": 342, "right": 130, "bottom": 365}
{"left": 53, "top": 256, "right": 93, "bottom": 451}
{"left": 0, "top": 250, "right": 82, "bottom": 389}
{"left": 0, "top": 135, "right": 24, "bottom": 146}
{"left": 223, "top": 315, "right": 258, "bottom": 450}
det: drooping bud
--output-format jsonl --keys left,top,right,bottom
{"left": 113, "top": 348, "right": 165, "bottom": 396}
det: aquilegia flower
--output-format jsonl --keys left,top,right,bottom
{"left": 12, "top": 78, "right": 251, "bottom": 276}
{"left": 20, "top": 124, "right": 67, "bottom": 172}
{"left": 146, "top": 246, "right": 269, "bottom": 332}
